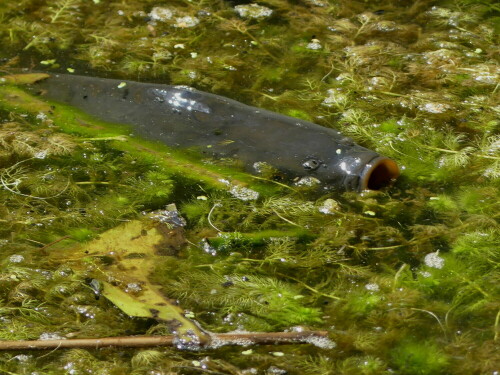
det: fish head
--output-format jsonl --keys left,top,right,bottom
{"left": 299, "top": 149, "right": 399, "bottom": 192}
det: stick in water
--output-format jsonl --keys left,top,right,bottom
{"left": 0, "top": 331, "right": 330, "bottom": 350}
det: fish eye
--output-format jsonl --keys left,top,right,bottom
{"left": 302, "top": 158, "right": 320, "bottom": 171}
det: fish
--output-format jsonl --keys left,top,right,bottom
{"left": 29, "top": 74, "right": 399, "bottom": 191}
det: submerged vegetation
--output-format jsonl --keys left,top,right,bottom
{"left": 0, "top": 0, "right": 499, "bottom": 374}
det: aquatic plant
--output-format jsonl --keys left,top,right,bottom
{"left": 159, "top": 267, "right": 323, "bottom": 331}
{"left": 0, "top": 0, "right": 499, "bottom": 373}
{"left": 390, "top": 339, "right": 449, "bottom": 375}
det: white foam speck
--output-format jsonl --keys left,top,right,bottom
{"left": 424, "top": 251, "right": 445, "bottom": 269}
{"left": 235, "top": 4, "right": 273, "bottom": 19}
{"left": 9, "top": 254, "right": 24, "bottom": 263}
{"left": 295, "top": 176, "right": 321, "bottom": 187}
{"left": 229, "top": 185, "right": 259, "bottom": 201}
{"left": 365, "top": 283, "right": 380, "bottom": 292}
{"left": 318, "top": 199, "right": 340, "bottom": 214}
{"left": 39, "top": 332, "right": 65, "bottom": 340}
{"left": 304, "top": 335, "right": 336, "bottom": 349}
{"left": 174, "top": 16, "right": 199, "bottom": 28}
{"left": 306, "top": 40, "right": 322, "bottom": 50}
{"left": 418, "top": 102, "right": 451, "bottom": 114}
{"left": 207, "top": 332, "right": 254, "bottom": 349}
{"left": 148, "top": 7, "right": 173, "bottom": 22}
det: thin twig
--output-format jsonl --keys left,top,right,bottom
{"left": 321, "top": 62, "right": 336, "bottom": 82}
{"left": 410, "top": 308, "right": 447, "bottom": 340}
{"left": 389, "top": 307, "right": 447, "bottom": 340}
{"left": 39, "top": 235, "right": 72, "bottom": 251}
{"left": 249, "top": 174, "right": 299, "bottom": 194}
{"left": 277, "top": 272, "right": 342, "bottom": 301}
{"left": 0, "top": 331, "right": 329, "bottom": 350}
{"left": 392, "top": 263, "right": 407, "bottom": 292}
{"left": 415, "top": 142, "right": 499, "bottom": 161}
{"left": 494, "top": 309, "right": 499, "bottom": 342}
{"left": 207, "top": 203, "right": 223, "bottom": 232}
{"left": 272, "top": 209, "right": 301, "bottom": 227}
{"left": 1, "top": 158, "right": 70, "bottom": 200}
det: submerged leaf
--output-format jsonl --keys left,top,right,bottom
{"left": 80, "top": 206, "right": 208, "bottom": 344}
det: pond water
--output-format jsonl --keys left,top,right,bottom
{"left": 0, "top": 0, "right": 498, "bottom": 374}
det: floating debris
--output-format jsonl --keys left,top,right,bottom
{"left": 201, "top": 238, "right": 217, "bottom": 256}
{"left": 318, "top": 199, "right": 340, "bottom": 214}
{"left": 253, "top": 161, "right": 272, "bottom": 174}
{"left": 149, "top": 204, "right": 187, "bottom": 227}
{"left": 229, "top": 185, "right": 259, "bottom": 201}
{"left": 208, "top": 332, "right": 254, "bottom": 349}
{"left": 148, "top": 7, "right": 173, "bottom": 22}
{"left": 303, "top": 335, "right": 336, "bottom": 349}
{"left": 172, "top": 329, "right": 204, "bottom": 351}
{"left": 34, "top": 150, "right": 47, "bottom": 159}
{"left": 125, "top": 283, "right": 142, "bottom": 293}
{"left": 295, "top": 176, "right": 321, "bottom": 187}
{"left": 12, "top": 354, "right": 31, "bottom": 363}
{"left": 234, "top": 4, "right": 273, "bottom": 19}
{"left": 306, "top": 39, "right": 322, "bottom": 50}
{"left": 365, "top": 283, "right": 380, "bottom": 292}
{"left": 174, "top": 16, "right": 200, "bottom": 28}
{"left": 39, "top": 333, "right": 65, "bottom": 341}
{"left": 424, "top": 251, "right": 445, "bottom": 269}
{"left": 9, "top": 254, "right": 24, "bottom": 263}
{"left": 36, "top": 112, "right": 48, "bottom": 121}
{"left": 418, "top": 102, "right": 451, "bottom": 114}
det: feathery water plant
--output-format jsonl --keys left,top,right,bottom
{"left": 0, "top": 0, "right": 499, "bottom": 373}
{"left": 160, "top": 267, "right": 323, "bottom": 330}
{"left": 390, "top": 340, "right": 450, "bottom": 375}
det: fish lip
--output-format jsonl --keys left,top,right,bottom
{"left": 358, "top": 156, "right": 400, "bottom": 191}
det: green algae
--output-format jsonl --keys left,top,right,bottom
{"left": 391, "top": 339, "right": 450, "bottom": 375}
{"left": 0, "top": 0, "right": 499, "bottom": 374}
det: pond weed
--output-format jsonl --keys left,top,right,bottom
{"left": 0, "top": 0, "right": 499, "bottom": 373}
{"left": 390, "top": 339, "right": 450, "bottom": 375}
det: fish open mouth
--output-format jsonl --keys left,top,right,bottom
{"left": 359, "top": 157, "right": 400, "bottom": 191}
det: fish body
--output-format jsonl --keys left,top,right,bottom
{"left": 30, "top": 74, "right": 399, "bottom": 191}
